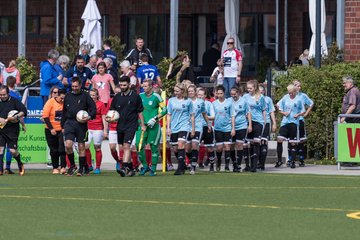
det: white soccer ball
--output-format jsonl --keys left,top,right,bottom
{"left": 76, "top": 110, "right": 89, "bottom": 123}
{"left": 8, "top": 110, "right": 19, "bottom": 123}
{"left": 105, "top": 110, "right": 120, "bottom": 123}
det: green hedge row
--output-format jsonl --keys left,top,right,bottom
{"left": 274, "top": 63, "right": 360, "bottom": 160}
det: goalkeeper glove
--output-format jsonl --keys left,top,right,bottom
{"left": 147, "top": 116, "right": 158, "bottom": 128}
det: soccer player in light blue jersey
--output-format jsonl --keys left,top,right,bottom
{"left": 293, "top": 80, "right": 314, "bottom": 167}
{"left": 213, "top": 85, "right": 233, "bottom": 172}
{"left": 167, "top": 83, "right": 195, "bottom": 175}
{"left": 258, "top": 85, "right": 277, "bottom": 170}
{"left": 185, "top": 85, "right": 211, "bottom": 174}
{"left": 197, "top": 88, "right": 216, "bottom": 172}
{"left": 231, "top": 87, "right": 252, "bottom": 172}
{"left": 275, "top": 84, "right": 305, "bottom": 168}
{"left": 242, "top": 80, "right": 266, "bottom": 172}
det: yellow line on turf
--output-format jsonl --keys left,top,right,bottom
{"left": 0, "top": 194, "right": 359, "bottom": 214}
{"left": 1, "top": 186, "right": 360, "bottom": 190}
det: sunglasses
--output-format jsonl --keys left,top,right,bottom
{"left": 227, "top": 42, "right": 234, "bottom": 44}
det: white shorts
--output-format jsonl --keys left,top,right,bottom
{"left": 109, "top": 130, "right": 118, "bottom": 144}
{"left": 86, "top": 130, "right": 104, "bottom": 145}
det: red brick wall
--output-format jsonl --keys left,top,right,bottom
{"left": 344, "top": 0, "right": 360, "bottom": 61}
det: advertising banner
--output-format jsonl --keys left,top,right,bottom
{"left": 337, "top": 124, "right": 360, "bottom": 162}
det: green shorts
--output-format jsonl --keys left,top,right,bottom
{"left": 136, "top": 123, "right": 162, "bottom": 147}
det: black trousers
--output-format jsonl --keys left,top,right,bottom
{"left": 45, "top": 128, "right": 66, "bottom": 169}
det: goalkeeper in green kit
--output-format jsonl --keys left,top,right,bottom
{"left": 136, "top": 79, "right": 167, "bottom": 176}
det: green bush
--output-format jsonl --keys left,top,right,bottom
{"left": 16, "top": 56, "right": 39, "bottom": 85}
{"left": 56, "top": 26, "right": 83, "bottom": 63}
{"left": 275, "top": 63, "right": 360, "bottom": 160}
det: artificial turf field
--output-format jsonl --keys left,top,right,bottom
{"left": 0, "top": 170, "right": 360, "bottom": 240}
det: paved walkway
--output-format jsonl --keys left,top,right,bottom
{"left": 22, "top": 163, "right": 360, "bottom": 176}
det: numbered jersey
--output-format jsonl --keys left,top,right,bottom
{"left": 137, "top": 64, "right": 160, "bottom": 84}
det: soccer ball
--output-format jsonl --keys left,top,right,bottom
{"left": 105, "top": 110, "right": 120, "bottom": 123}
{"left": 76, "top": 110, "right": 89, "bottom": 123}
{"left": 8, "top": 110, "right": 19, "bottom": 123}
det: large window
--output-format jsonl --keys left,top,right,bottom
{"left": 0, "top": 16, "right": 54, "bottom": 37}
{"left": 239, "top": 14, "right": 276, "bottom": 76}
{"left": 125, "top": 15, "right": 166, "bottom": 65}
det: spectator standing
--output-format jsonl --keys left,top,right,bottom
{"left": 64, "top": 55, "right": 93, "bottom": 90}
{"left": 103, "top": 40, "right": 118, "bottom": 70}
{"left": 92, "top": 62, "right": 116, "bottom": 106}
{"left": 0, "top": 60, "right": 21, "bottom": 86}
{"left": 120, "top": 60, "right": 138, "bottom": 92}
{"left": 222, "top": 37, "right": 243, "bottom": 98}
{"left": 125, "top": 37, "right": 153, "bottom": 71}
{"left": 341, "top": 76, "right": 360, "bottom": 123}
{"left": 86, "top": 55, "right": 98, "bottom": 75}
{"left": 202, "top": 43, "right": 221, "bottom": 76}
{"left": 210, "top": 59, "right": 224, "bottom": 87}
{"left": 103, "top": 58, "right": 119, "bottom": 87}
{"left": 166, "top": 54, "right": 196, "bottom": 84}
{"left": 40, "top": 49, "right": 64, "bottom": 104}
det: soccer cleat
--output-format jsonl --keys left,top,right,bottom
{"left": 76, "top": 167, "right": 84, "bottom": 176}
{"left": 198, "top": 163, "right": 205, "bottom": 169}
{"left": 232, "top": 165, "right": 240, "bottom": 173}
{"left": 5, "top": 169, "right": 15, "bottom": 175}
{"left": 52, "top": 169, "right": 60, "bottom": 175}
{"left": 290, "top": 161, "right": 296, "bottom": 169}
{"left": 286, "top": 161, "right": 291, "bottom": 167}
{"left": 60, "top": 168, "right": 67, "bottom": 175}
{"left": 243, "top": 166, "right": 251, "bottom": 172}
{"left": 66, "top": 167, "right": 77, "bottom": 176}
{"left": 149, "top": 170, "right": 157, "bottom": 176}
{"left": 116, "top": 162, "right": 125, "bottom": 177}
{"left": 88, "top": 166, "right": 93, "bottom": 172}
{"left": 275, "top": 161, "right": 283, "bottom": 168}
{"left": 126, "top": 169, "right": 135, "bottom": 177}
{"left": 209, "top": 163, "right": 215, "bottom": 173}
{"left": 299, "top": 161, "right": 305, "bottom": 167}
{"left": 190, "top": 167, "right": 195, "bottom": 175}
{"left": 94, "top": 168, "right": 101, "bottom": 174}
{"left": 18, "top": 163, "right": 25, "bottom": 176}
{"left": 225, "top": 165, "right": 230, "bottom": 173}
{"left": 250, "top": 168, "right": 257, "bottom": 173}
{"left": 139, "top": 166, "right": 150, "bottom": 176}
{"left": 216, "top": 160, "right": 221, "bottom": 172}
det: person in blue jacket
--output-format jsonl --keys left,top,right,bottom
{"left": 40, "top": 49, "right": 64, "bottom": 104}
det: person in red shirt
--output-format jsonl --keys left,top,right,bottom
{"left": 85, "top": 88, "right": 108, "bottom": 174}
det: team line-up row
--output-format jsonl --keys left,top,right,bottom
{"left": 0, "top": 77, "right": 313, "bottom": 177}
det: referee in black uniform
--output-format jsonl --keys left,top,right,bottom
{"left": 61, "top": 77, "right": 96, "bottom": 176}
{"left": 110, "top": 76, "right": 146, "bottom": 177}
{"left": 0, "top": 85, "right": 27, "bottom": 176}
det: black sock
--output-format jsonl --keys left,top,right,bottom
{"left": 298, "top": 143, "right": 305, "bottom": 161}
{"left": 251, "top": 143, "right": 259, "bottom": 170}
{"left": 79, "top": 156, "right": 86, "bottom": 168}
{"left": 186, "top": 152, "right": 192, "bottom": 162}
{"left": 68, "top": 153, "right": 75, "bottom": 167}
{"left": 290, "top": 145, "right": 297, "bottom": 162}
{"left": 0, "top": 154, "right": 4, "bottom": 170}
{"left": 174, "top": 151, "right": 179, "bottom": 160}
{"left": 277, "top": 142, "right": 283, "bottom": 162}
{"left": 123, "top": 162, "right": 128, "bottom": 170}
{"left": 14, "top": 154, "right": 22, "bottom": 165}
{"left": 191, "top": 150, "right": 198, "bottom": 166}
{"left": 231, "top": 150, "right": 236, "bottom": 164}
{"left": 178, "top": 149, "right": 185, "bottom": 164}
{"left": 128, "top": 162, "right": 133, "bottom": 170}
{"left": 243, "top": 148, "right": 249, "bottom": 167}
{"left": 237, "top": 150, "right": 243, "bottom": 166}
{"left": 225, "top": 151, "right": 231, "bottom": 166}
{"left": 216, "top": 151, "right": 222, "bottom": 163}
{"left": 208, "top": 151, "right": 215, "bottom": 164}
{"left": 260, "top": 144, "right": 268, "bottom": 166}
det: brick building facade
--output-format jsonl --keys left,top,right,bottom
{"left": 0, "top": 0, "right": 355, "bottom": 77}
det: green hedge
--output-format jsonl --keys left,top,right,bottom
{"left": 275, "top": 63, "right": 360, "bottom": 160}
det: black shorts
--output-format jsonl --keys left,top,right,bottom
{"left": 261, "top": 123, "right": 270, "bottom": 141}
{"left": 201, "top": 126, "right": 214, "bottom": 146}
{"left": 299, "top": 120, "right": 307, "bottom": 141}
{"left": 0, "top": 129, "right": 20, "bottom": 149}
{"left": 232, "top": 129, "right": 247, "bottom": 143}
{"left": 246, "top": 121, "right": 264, "bottom": 142}
{"left": 278, "top": 123, "right": 298, "bottom": 143}
{"left": 187, "top": 131, "right": 202, "bottom": 143}
{"left": 117, "top": 129, "right": 136, "bottom": 145}
{"left": 170, "top": 131, "right": 188, "bottom": 145}
{"left": 214, "top": 130, "right": 232, "bottom": 145}
{"left": 64, "top": 119, "right": 88, "bottom": 143}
